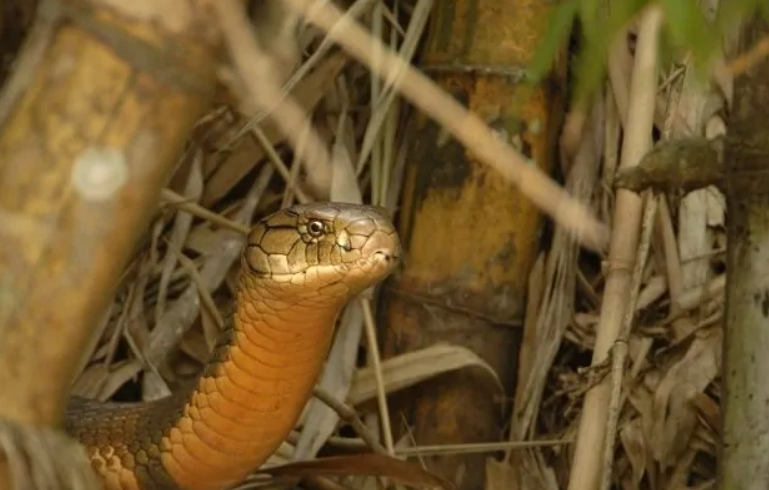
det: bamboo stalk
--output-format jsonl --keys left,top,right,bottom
{"left": 566, "top": 7, "right": 663, "bottom": 490}
{"left": 282, "top": 0, "right": 609, "bottom": 252}
{"left": 719, "top": 13, "right": 769, "bottom": 490}
{"left": 0, "top": 1, "right": 221, "bottom": 487}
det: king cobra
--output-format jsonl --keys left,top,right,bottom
{"left": 65, "top": 203, "right": 401, "bottom": 490}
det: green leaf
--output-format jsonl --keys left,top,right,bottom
{"left": 660, "top": 0, "right": 716, "bottom": 65}
{"left": 578, "top": 0, "right": 603, "bottom": 43}
{"left": 527, "top": 0, "right": 580, "bottom": 83}
{"left": 572, "top": 0, "right": 648, "bottom": 104}
{"left": 528, "top": 0, "right": 767, "bottom": 110}
{"left": 716, "top": 0, "right": 768, "bottom": 30}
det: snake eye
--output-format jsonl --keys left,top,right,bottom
{"left": 307, "top": 220, "right": 325, "bottom": 237}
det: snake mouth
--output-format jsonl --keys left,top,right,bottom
{"left": 350, "top": 247, "right": 400, "bottom": 273}
{"left": 320, "top": 247, "right": 400, "bottom": 293}
{"left": 241, "top": 249, "right": 400, "bottom": 290}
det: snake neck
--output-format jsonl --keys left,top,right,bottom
{"left": 159, "top": 280, "right": 343, "bottom": 490}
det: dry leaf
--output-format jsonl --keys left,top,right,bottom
{"left": 98, "top": 360, "right": 144, "bottom": 401}
{"left": 348, "top": 343, "right": 502, "bottom": 406}
{"left": 485, "top": 459, "right": 518, "bottom": 490}
{"left": 329, "top": 114, "right": 363, "bottom": 204}
{"left": 650, "top": 328, "right": 721, "bottom": 468}
{"left": 156, "top": 152, "right": 204, "bottom": 326}
{"left": 254, "top": 453, "right": 454, "bottom": 490}
{"left": 619, "top": 417, "right": 647, "bottom": 490}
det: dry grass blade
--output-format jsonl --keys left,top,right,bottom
{"left": 237, "top": 0, "right": 377, "bottom": 134}
{"left": 161, "top": 188, "right": 249, "bottom": 235}
{"left": 329, "top": 107, "right": 364, "bottom": 205}
{"left": 72, "top": 360, "right": 143, "bottom": 401}
{"left": 398, "top": 438, "right": 572, "bottom": 457}
{"left": 649, "top": 330, "right": 722, "bottom": 467}
{"left": 356, "top": 0, "right": 431, "bottom": 173}
{"left": 156, "top": 155, "right": 204, "bottom": 326}
{"left": 348, "top": 343, "right": 502, "bottom": 406}
{"left": 359, "top": 298, "right": 395, "bottom": 455}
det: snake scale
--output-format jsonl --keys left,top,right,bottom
{"left": 64, "top": 203, "right": 402, "bottom": 490}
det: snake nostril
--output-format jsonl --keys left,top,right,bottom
{"left": 373, "top": 250, "right": 399, "bottom": 262}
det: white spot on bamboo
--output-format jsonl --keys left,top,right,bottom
{"left": 71, "top": 147, "right": 128, "bottom": 201}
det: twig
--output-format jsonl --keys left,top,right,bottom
{"left": 161, "top": 188, "right": 249, "bottom": 234}
{"left": 251, "top": 127, "right": 312, "bottom": 204}
{"left": 360, "top": 298, "right": 395, "bottom": 454}
{"left": 311, "top": 387, "right": 388, "bottom": 455}
{"left": 658, "top": 197, "right": 694, "bottom": 340}
{"left": 727, "top": 33, "right": 769, "bottom": 76}
{"left": 599, "top": 192, "right": 657, "bottom": 490}
{"left": 172, "top": 249, "right": 225, "bottom": 329}
{"left": 396, "top": 438, "right": 573, "bottom": 457}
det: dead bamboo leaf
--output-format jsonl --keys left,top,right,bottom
{"left": 618, "top": 417, "right": 647, "bottom": 490}
{"left": 649, "top": 328, "right": 721, "bottom": 468}
{"left": 636, "top": 275, "right": 667, "bottom": 311}
{"left": 348, "top": 344, "right": 502, "bottom": 406}
{"left": 329, "top": 104, "right": 364, "bottom": 204}
{"left": 184, "top": 224, "right": 230, "bottom": 256}
{"left": 156, "top": 152, "right": 204, "bottom": 326}
{"left": 70, "top": 363, "right": 112, "bottom": 400}
{"left": 518, "top": 253, "right": 546, "bottom": 387}
{"left": 485, "top": 459, "right": 517, "bottom": 490}
{"left": 97, "top": 360, "right": 144, "bottom": 401}
{"left": 674, "top": 274, "right": 725, "bottom": 312}
{"left": 179, "top": 321, "right": 213, "bottom": 363}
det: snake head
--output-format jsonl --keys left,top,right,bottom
{"left": 243, "top": 202, "right": 401, "bottom": 298}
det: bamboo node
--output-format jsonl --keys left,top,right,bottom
{"left": 600, "top": 258, "right": 635, "bottom": 274}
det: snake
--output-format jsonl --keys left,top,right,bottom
{"left": 64, "top": 202, "right": 401, "bottom": 490}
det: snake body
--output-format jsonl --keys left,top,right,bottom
{"left": 65, "top": 203, "right": 401, "bottom": 490}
